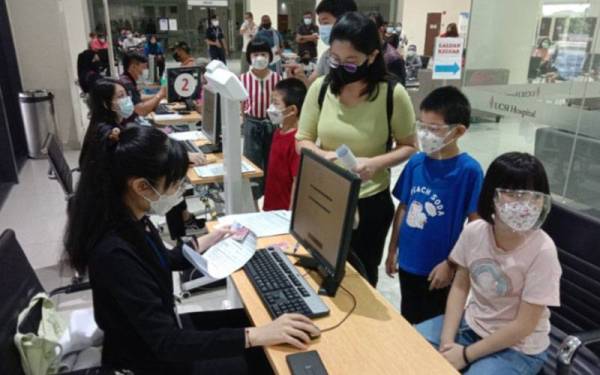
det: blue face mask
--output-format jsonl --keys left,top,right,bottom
{"left": 116, "top": 96, "right": 134, "bottom": 119}
{"left": 319, "top": 24, "right": 333, "bottom": 46}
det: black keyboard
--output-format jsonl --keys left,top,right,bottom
{"left": 183, "top": 140, "right": 200, "bottom": 153}
{"left": 244, "top": 247, "right": 329, "bottom": 318}
{"left": 155, "top": 103, "right": 174, "bottom": 115}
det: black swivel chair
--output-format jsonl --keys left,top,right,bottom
{"left": 46, "top": 133, "right": 79, "bottom": 202}
{"left": 541, "top": 201, "right": 600, "bottom": 374}
{"left": 0, "top": 229, "right": 114, "bottom": 375}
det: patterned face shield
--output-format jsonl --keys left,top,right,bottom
{"left": 493, "top": 188, "right": 551, "bottom": 232}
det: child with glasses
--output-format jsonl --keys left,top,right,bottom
{"left": 386, "top": 86, "right": 484, "bottom": 325}
{"left": 415, "top": 152, "right": 561, "bottom": 374}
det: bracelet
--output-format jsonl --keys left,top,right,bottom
{"left": 245, "top": 328, "right": 253, "bottom": 348}
{"left": 462, "top": 345, "right": 471, "bottom": 365}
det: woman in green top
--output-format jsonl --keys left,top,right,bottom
{"left": 296, "top": 12, "right": 417, "bottom": 287}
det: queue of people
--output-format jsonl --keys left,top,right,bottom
{"left": 66, "top": 1, "right": 561, "bottom": 374}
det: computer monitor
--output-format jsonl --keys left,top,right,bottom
{"left": 167, "top": 66, "right": 202, "bottom": 103}
{"left": 290, "top": 149, "right": 361, "bottom": 296}
{"left": 200, "top": 87, "right": 222, "bottom": 153}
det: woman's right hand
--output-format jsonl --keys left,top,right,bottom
{"left": 249, "top": 313, "right": 320, "bottom": 350}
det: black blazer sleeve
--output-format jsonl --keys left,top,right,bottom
{"left": 166, "top": 244, "right": 193, "bottom": 271}
{"left": 92, "top": 247, "right": 245, "bottom": 362}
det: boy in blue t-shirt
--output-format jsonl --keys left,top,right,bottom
{"left": 386, "top": 86, "right": 484, "bottom": 325}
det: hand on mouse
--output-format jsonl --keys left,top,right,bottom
{"left": 248, "top": 313, "right": 320, "bottom": 350}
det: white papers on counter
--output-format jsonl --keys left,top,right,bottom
{"left": 193, "top": 161, "right": 255, "bottom": 177}
{"left": 218, "top": 210, "right": 291, "bottom": 238}
{"left": 183, "top": 232, "right": 256, "bottom": 279}
{"left": 153, "top": 114, "right": 183, "bottom": 121}
{"left": 168, "top": 130, "right": 207, "bottom": 142}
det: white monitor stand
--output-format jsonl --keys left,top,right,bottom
{"left": 204, "top": 61, "right": 251, "bottom": 214}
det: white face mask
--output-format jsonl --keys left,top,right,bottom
{"left": 495, "top": 201, "right": 543, "bottom": 232}
{"left": 251, "top": 55, "right": 269, "bottom": 70}
{"left": 304, "top": 18, "right": 312, "bottom": 26}
{"left": 212, "top": 20, "right": 219, "bottom": 27}
{"left": 319, "top": 24, "right": 333, "bottom": 46}
{"left": 267, "top": 104, "right": 284, "bottom": 124}
{"left": 417, "top": 128, "right": 453, "bottom": 155}
{"left": 142, "top": 182, "right": 184, "bottom": 216}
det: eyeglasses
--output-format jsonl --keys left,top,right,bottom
{"left": 416, "top": 120, "right": 458, "bottom": 136}
{"left": 494, "top": 188, "right": 550, "bottom": 202}
{"left": 327, "top": 56, "right": 366, "bottom": 73}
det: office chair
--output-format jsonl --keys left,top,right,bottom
{"left": 0, "top": 229, "right": 120, "bottom": 375}
{"left": 540, "top": 201, "right": 600, "bottom": 374}
{"left": 46, "top": 133, "right": 84, "bottom": 284}
{"left": 46, "top": 134, "right": 80, "bottom": 202}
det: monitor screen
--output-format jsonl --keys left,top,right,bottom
{"left": 167, "top": 67, "right": 201, "bottom": 102}
{"left": 290, "top": 150, "right": 360, "bottom": 276}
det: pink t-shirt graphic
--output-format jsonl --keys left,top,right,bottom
{"left": 450, "top": 219, "right": 562, "bottom": 355}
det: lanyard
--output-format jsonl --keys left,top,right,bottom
{"left": 144, "top": 234, "right": 169, "bottom": 270}
{"left": 143, "top": 234, "right": 184, "bottom": 328}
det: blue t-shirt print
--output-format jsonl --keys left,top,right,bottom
{"left": 392, "top": 152, "right": 484, "bottom": 276}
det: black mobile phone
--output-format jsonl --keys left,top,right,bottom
{"left": 286, "top": 351, "right": 328, "bottom": 375}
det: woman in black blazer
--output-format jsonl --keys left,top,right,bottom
{"left": 64, "top": 126, "right": 319, "bottom": 374}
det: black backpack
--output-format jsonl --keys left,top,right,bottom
{"left": 317, "top": 78, "right": 397, "bottom": 151}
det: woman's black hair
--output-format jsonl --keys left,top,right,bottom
{"left": 246, "top": 38, "right": 273, "bottom": 64}
{"left": 65, "top": 126, "right": 189, "bottom": 274}
{"left": 79, "top": 78, "right": 125, "bottom": 167}
{"left": 328, "top": 12, "right": 388, "bottom": 100}
{"left": 478, "top": 152, "right": 550, "bottom": 224}
{"left": 387, "top": 33, "right": 400, "bottom": 49}
{"left": 445, "top": 23, "right": 459, "bottom": 37}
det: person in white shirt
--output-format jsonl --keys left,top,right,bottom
{"left": 240, "top": 12, "right": 258, "bottom": 73}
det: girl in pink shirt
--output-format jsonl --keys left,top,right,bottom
{"left": 416, "top": 152, "right": 561, "bottom": 374}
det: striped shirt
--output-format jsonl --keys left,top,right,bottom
{"left": 240, "top": 70, "right": 281, "bottom": 119}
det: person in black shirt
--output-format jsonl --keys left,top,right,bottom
{"left": 295, "top": 11, "right": 319, "bottom": 59}
{"left": 65, "top": 125, "right": 320, "bottom": 374}
{"left": 119, "top": 51, "right": 166, "bottom": 121}
{"left": 205, "top": 14, "right": 227, "bottom": 63}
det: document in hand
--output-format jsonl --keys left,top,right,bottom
{"left": 218, "top": 210, "right": 291, "bottom": 237}
{"left": 182, "top": 231, "right": 257, "bottom": 280}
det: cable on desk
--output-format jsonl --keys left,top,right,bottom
{"left": 301, "top": 269, "right": 357, "bottom": 333}
{"left": 318, "top": 283, "right": 357, "bottom": 333}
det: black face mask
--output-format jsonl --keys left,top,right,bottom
{"left": 330, "top": 59, "right": 370, "bottom": 86}
{"left": 301, "top": 57, "right": 311, "bottom": 64}
{"left": 262, "top": 22, "right": 272, "bottom": 29}
{"left": 172, "top": 52, "right": 180, "bottom": 62}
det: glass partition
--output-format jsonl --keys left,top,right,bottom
{"left": 463, "top": 0, "right": 600, "bottom": 218}
{"left": 89, "top": 0, "right": 244, "bottom": 61}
